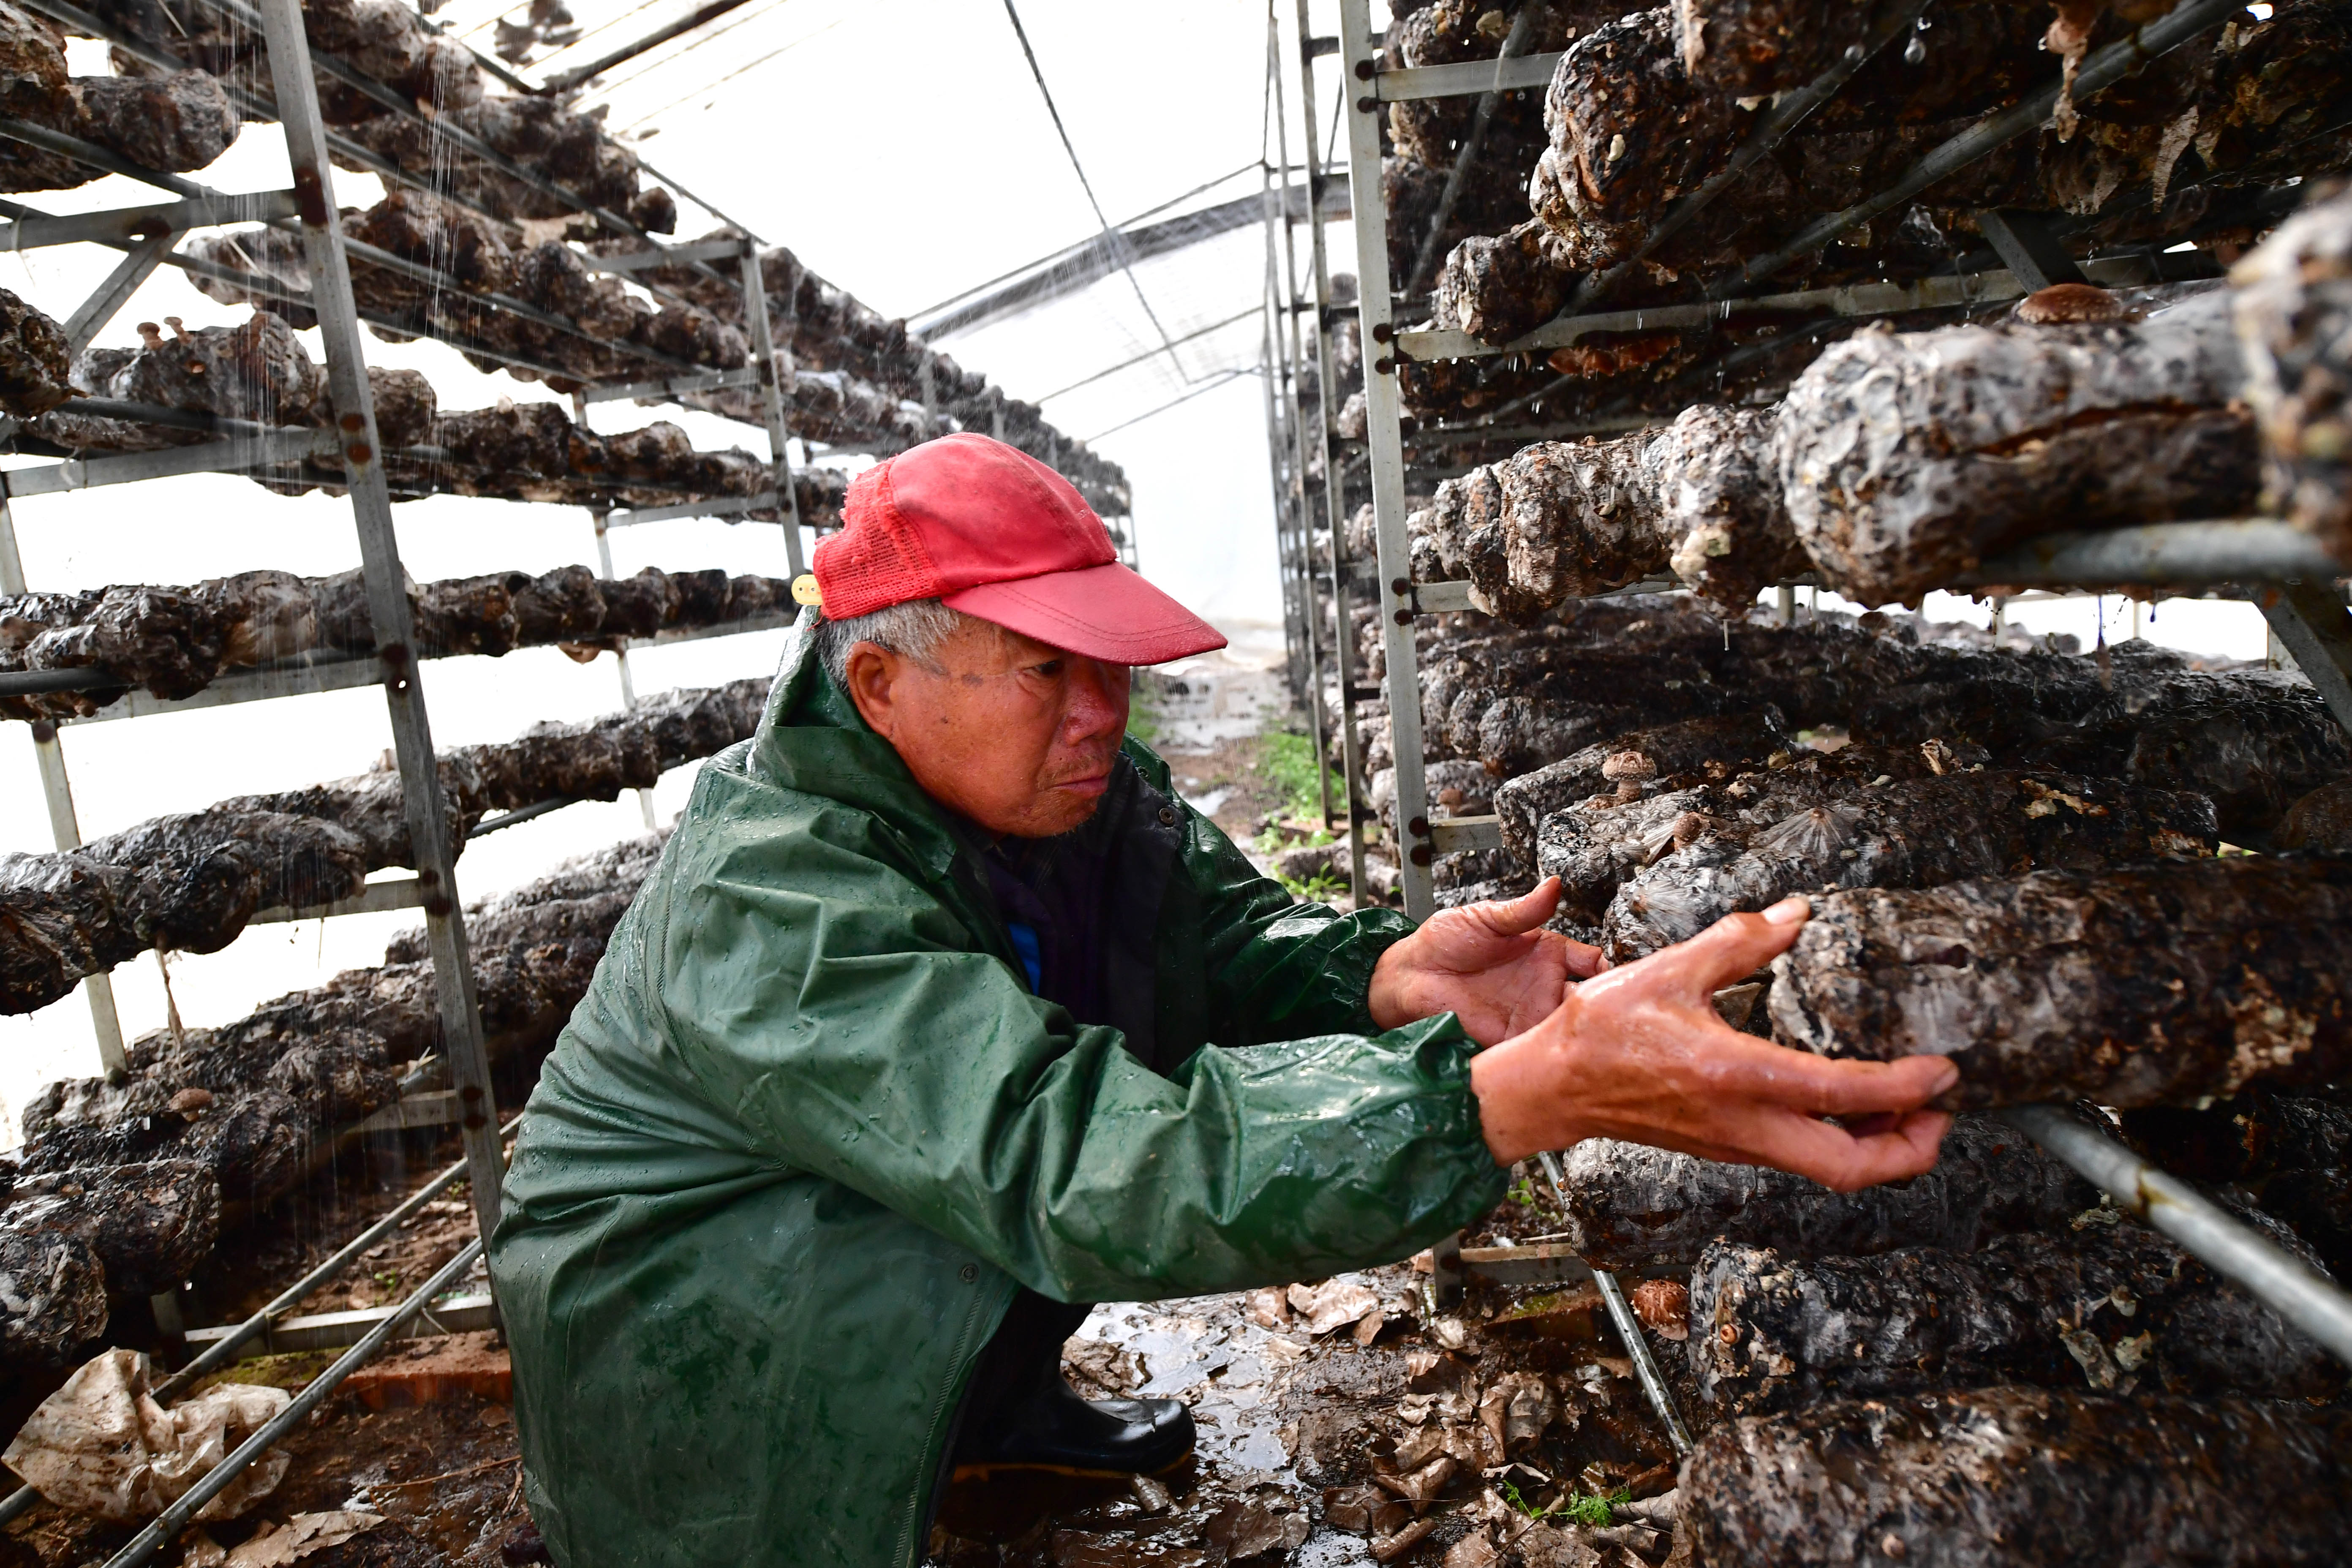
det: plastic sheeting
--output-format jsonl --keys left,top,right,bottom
{"left": 1, "top": 1348, "right": 291, "bottom": 1522}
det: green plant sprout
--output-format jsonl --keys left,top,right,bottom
{"left": 1500, "top": 1480, "right": 1629, "bottom": 1528}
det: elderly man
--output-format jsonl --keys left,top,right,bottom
{"left": 489, "top": 434, "right": 1954, "bottom": 1568}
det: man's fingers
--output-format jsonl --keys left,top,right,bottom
{"left": 1473, "top": 877, "right": 1563, "bottom": 936}
{"left": 1699, "top": 1035, "right": 1960, "bottom": 1117}
{"left": 1648, "top": 897, "right": 1812, "bottom": 996}
{"left": 1738, "top": 1107, "right": 1954, "bottom": 1191}
{"left": 1562, "top": 936, "right": 1606, "bottom": 980}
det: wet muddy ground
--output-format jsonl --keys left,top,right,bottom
{"left": 926, "top": 1181, "right": 1692, "bottom": 1568}
{"left": 9, "top": 1147, "right": 1690, "bottom": 1568}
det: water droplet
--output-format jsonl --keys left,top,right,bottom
{"left": 1904, "top": 34, "right": 1927, "bottom": 63}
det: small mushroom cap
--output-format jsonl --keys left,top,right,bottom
{"left": 2017, "top": 283, "right": 2127, "bottom": 324}
{"left": 1601, "top": 750, "right": 1658, "bottom": 781}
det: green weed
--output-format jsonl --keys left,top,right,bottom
{"left": 1257, "top": 732, "right": 1339, "bottom": 820}
{"left": 1500, "top": 1480, "right": 1628, "bottom": 1528}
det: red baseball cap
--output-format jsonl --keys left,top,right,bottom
{"left": 810, "top": 433, "right": 1226, "bottom": 665}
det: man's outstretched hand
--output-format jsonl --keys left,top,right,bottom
{"left": 1368, "top": 878, "right": 1602, "bottom": 1047}
{"left": 1467, "top": 896, "right": 1956, "bottom": 1191}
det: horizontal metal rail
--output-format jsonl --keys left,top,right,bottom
{"left": 100, "top": 1238, "right": 487, "bottom": 1568}
{"left": 1374, "top": 51, "right": 1560, "bottom": 102}
{"left": 583, "top": 238, "right": 751, "bottom": 273}
{"left": 469, "top": 795, "right": 579, "bottom": 835}
{"left": 580, "top": 365, "right": 763, "bottom": 405}
{"left": 1715, "top": 0, "right": 2242, "bottom": 294}
{"left": 54, "top": 608, "right": 797, "bottom": 725}
{"left": 0, "top": 190, "right": 299, "bottom": 250}
{"left": 606, "top": 490, "right": 778, "bottom": 527}
{"left": 1400, "top": 254, "right": 2160, "bottom": 365}
{"left": 186, "top": 1289, "right": 495, "bottom": 1354}
{"left": 1570, "top": 0, "right": 1933, "bottom": 313}
{"left": 250, "top": 875, "right": 424, "bottom": 924}
{"left": 1953, "top": 520, "right": 2341, "bottom": 588}
{"left": 2, "top": 428, "right": 333, "bottom": 496}
{"left": 1997, "top": 1105, "right": 2352, "bottom": 1368}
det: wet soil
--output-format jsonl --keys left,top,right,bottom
{"left": 926, "top": 1184, "right": 1693, "bottom": 1568}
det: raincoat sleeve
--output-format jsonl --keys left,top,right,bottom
{"left": 1174, "top": 794, "right": 1419, "bottom": 1046}
{"left": 649, "top": 800, "right": 1506, "bottom": 1304}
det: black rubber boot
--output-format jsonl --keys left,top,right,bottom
{"left": 950, "top": 1376, "right": 1195, "bottom": 1481}
{"left": 948, "top": 1290, "right": 1194, "bottom": 1481}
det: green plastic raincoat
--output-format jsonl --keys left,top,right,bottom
{"left": 488, "top": 619, "right": 1508, "bottom": 1568}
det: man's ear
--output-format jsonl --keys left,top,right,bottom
{"left": 842, "top": 642, "right": 901, "bottom": 740}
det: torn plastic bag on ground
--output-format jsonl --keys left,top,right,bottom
{"left": 1, "top": 1347, "right": 291, "bottom": 1520}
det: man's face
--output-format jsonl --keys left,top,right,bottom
{"left": 843, "top": 617, "right": 1133, "bottom": 838}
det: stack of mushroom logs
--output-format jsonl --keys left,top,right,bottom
{"left": 0, "top": 0, "right": 1126, "bottom": 508}
{"left": 0, "top": 561, "right": 799, "bottom": 718}
{"left": 1328, "top": 194, "right": 2352, "bottom": 1568}
{"left": 0, "top": 672, "right": 740, "bottom": 1383}
{"left": 1375, "top": 0, "right": 2351, "bottom": 433}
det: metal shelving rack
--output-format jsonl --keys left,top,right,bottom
{"left": 1287, "top": 0, "right": 2352, "bottom": 1418}
{"left": 0, "top": 4, "right": 1040, "bottom": 1536}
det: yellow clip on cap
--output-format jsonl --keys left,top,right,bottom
{"left": 790, "top": 574, "right": 822, "bottom": 607}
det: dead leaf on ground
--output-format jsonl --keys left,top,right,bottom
{"left": 1286, "top": 1279, "right": 1380, "bottom": 1336}
{"left": 1244, "top": 1286, "right": 1292, "bottom": 1329}
{"left": 1203, "top": 1496, "right": 1309, "bottom": 1559}
{"left": 222, "top": 1511, "right": 386, "bottom": 1568}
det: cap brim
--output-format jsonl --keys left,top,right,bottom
{"left": 943, "top": 563, "right": 1227, "bottom": 665}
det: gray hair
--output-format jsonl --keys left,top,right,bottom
{"left": 814, "top": 597, "right": 970, "bottom": 690}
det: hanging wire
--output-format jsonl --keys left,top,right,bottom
{"left": 610, "top": 10, "right": 848, "bottom": 132}
{"left": 1081, "top": 366, "right": 1257, "bottom": 444}
{"left": 997, "top": 0, "right": 1188, "bottom": 380}
{"left": 529, "top": 0, "right": 738, "bottom": 72}
{"left": 574, "top": 0, "right": 795, "bottom": 101}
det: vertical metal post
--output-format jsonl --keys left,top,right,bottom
{"left": 740, "top": 242, "right": 807, "bottom": 578}
{"left": 1256, "top": 217, "right": 1304, "bottom": 696}
{"left": 584, "top": 503, "right": 657, "bottom": 832}
{"left": 0, "top": 496, "right": 128, "bottom": 1075}
{"left": 1295, "top": 0, "right": 1367, "bottom": 904}
{"left": 1337, "top": 0, "right": 1434, "bottom": 917}
{"left": 2258, "top": 583, "right": 2352, "bottom": 737}
{"left": 571, "top": 394, "right": 653, "bottom": 826}
{"left": 254, "top": 0, "right": 503, "bottom": 1242}
{"left": 1776, "top": 584, "right": 1797, "bottom": 626}
{"left": 1259, "top": 122, "right": 1315, "bottom": 711}
{"left": 1269, "top": 4, "right": 1332, "bottom": 830}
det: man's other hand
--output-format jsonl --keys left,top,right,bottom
{"left": 1467, "top": 896, "right": 1955, "bottom": 1191}
{"left": 1368, "top": 878, "right": 1603, "bottom": 1047}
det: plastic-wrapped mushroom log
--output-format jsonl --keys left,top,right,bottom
{"left": 0, "top": 560, "right": 792, "bottom": 719}
{"left": 1434, "top": 0, "right": 2352, "bottom": 345}
{"left": 0, "top": 1161, "right": 220, "bottom": 1372}
{"left": 1599, "top": 766, "right": 2218, "bottom": 963}
{"left": 0, "top": 678, "right": 767, "bottom": 1014}
{"left": 1552, "top": 1112, "right": 2101, "bottom": 1271}
{"left": 1682, "top": 1386, "right": 2352, "bottom": 1568}
{"left": 1779, "top": 284, "right": 2259, "bottom": 606}
{"left": 1768, "top": 855, "right": 2352, "bottom": 1108}
{"left": 14, "top": 831, "right": 667, "bottom": 1230}
{"left": 0, "top": 0, "right": 241, "bottom": 192}
{"left": 2235, "top": 182, "right": 2352, "bottom": 565}
{"left": 1688, "top": 1219, "right": 2343, "bottom": 1414}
